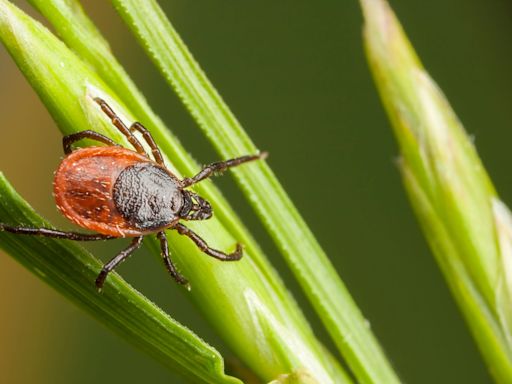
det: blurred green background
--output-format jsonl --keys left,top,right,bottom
{"left": 1, "top": 1, "right": 512, "bottom": 383}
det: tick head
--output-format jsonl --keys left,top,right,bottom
{"left": 179, "top": 190, "right": 212, "bottom": 221}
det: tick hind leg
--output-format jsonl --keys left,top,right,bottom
{"left": 63, "top": 130, "right": 119, "bottom": 154}
{"left": 175, "top": 223, "right": 243, "bottom": 261}
{"left": 95, "top": 236, "right": 144, "bottom": 290}
{"left": 0, "top": 224, "right": 115, "bottom": 241}
{"left": 181, "top": 152, "right": 268, "bottom": 188}
{"left": 157, "top": 231, "right": 189, "bottom": 286}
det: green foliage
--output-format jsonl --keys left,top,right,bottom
{"left": 0, "top": 0, "right": 351, "bottom": 382}
{"left": 109, "top": 1, "right": 401, "bottom": 383}
{"left": 7, "top": 0, "right": 506, "bottom": 382}
{"left": 0, "top": 171, "right": 240, "bottom": 384}
{"left": 361, "top": 0, "right": 512, "bottom": 381}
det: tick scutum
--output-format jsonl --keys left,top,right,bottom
{"left": 113, "top": 162, "right": 184, "bottom": 231}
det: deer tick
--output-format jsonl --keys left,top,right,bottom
{"left": 0, "top": 98, "right": 266, "bottom": 289}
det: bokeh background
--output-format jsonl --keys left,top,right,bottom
{"left": 1, "top": 1, "right": 512, "bottom": 383}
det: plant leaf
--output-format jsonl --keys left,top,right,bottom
{"left": 361, "top": 0, "right": 512, "bottom": 381}
{"left": 0, "top": 1, "right": 349, "bottom": 382}
{"left": 109, "top": 1, "right": 401, "bottom": 382}
{"left": 25, "top": 0, "right": 263, "bottom": 260}
{"left": 0, "top": 173, "right": 240, "bottom": 384}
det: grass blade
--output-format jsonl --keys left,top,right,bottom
{"left": 361, "top": 0, "right": 512, "bottom": 381}
{"left": 0, "top": 171, "right": 240, "bottom": 384}
{"left": 24, "top": 0, "right": 309, "bottom": 336}
{"left": 109, "top": 1, "right": 401, "bottom": 382}
{"left": 25, "top": 0, "right": 260, "bottom": 258}
{"left": 0, "top": 1, "right": 349, "bottom": 382}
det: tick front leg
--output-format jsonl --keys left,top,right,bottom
{"left": 0, "top": 224, "right": 116, "bottom": 241}
{"left": 181, "top": 152, "right": 268, "bottom": 188}
{"left": 157, "top": 231, "right": 189, "bottom": 286}
{"left": 95, "top": 236, "right": 144, "bottom": 290}
{"left": 129, "top": 122, "right": 165, "bottom": 165}
{"left": 175, "top": 223, "right": 243, "bottom": 261}
{"left": 93, "top": 97, "right": 147, "bottom": 157}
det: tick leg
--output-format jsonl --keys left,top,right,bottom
{"left": 175, "top": 223, "right": 243, "bottom": 261}
{"left": 0, "top": 224, "right": 115, "bottom": 241}
{"left": 95, "top": 236, "right": 144, "bottom": 290}
{"left": 63, "top": 130, "right": 119, "bottom": 155}
{"left": 181, "top": 152, "right": 268, "bottom": 188}
{"left": 157, "top": 231, "right": 189, "bottom": 286}
{"left": 93, "top": 97, "right": 147, "bottom": 157}
{"left": 129, "top": 122, "right": 165, "bottom": 165}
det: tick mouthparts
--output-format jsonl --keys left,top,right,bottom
{"left": 180, "top": 190, "right": 212, "bottom": 220}
{"left": 198, "top": 198, "right": 213, "bottom": 220}
{"left": 191, "top": 194, "right": 212, "bottom": 221}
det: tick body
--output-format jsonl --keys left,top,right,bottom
{"left": 54, "top": 146, "right": 183, "bottom": 237}
{"left": 1, "top": 98, "right": 266, "bottom": 289}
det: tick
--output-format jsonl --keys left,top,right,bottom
{"left": 0, "top": 98, "right": 266, "bottom": 290}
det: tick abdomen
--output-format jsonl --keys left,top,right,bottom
{"left": 53, "top": 146, "right": 180, "bottom": 237}
{"left": 113, "top": 162, "right": 183, "bottom": 231}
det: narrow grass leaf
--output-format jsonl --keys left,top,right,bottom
{"left": 361, "top": 0, "right": 512, "bottom": 380}
{"left": 0, "top": 172, "right": 241, "bottom": 384}
{"left": 24, "top": 0, "right": 312, "bottom": 343}
{"left": 25, "top": 0, "right": 267, "bottom": 267}
{"left": 109, "top": 1, "right": 401, "bottom": 382}
{"left": 0, "top": 1, "right": 349, "bottom": 382}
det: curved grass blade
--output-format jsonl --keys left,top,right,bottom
{"left": 23, "top": 1, "right": 311, "bottom": 344}
{"left": 361, "top": 0, "right": 512, "bottom": 381}
{"left": 0, "top": 174, "right": 240, "bottom": 384}
{"left": 109, "top": 1, "right": 401, "bottom": 383}
{"left": 0, "top": 1, "right": 349, "bottom": 382}
{"left": 25, "top": 0, "right": 265, "bottom": 268}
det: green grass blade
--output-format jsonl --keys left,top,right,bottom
{"left": 0, "top": 1, "right": 349, "bottom": 382}
{"left": 24, "top": 1, "right": 309, "bottom": 340}
{"left": 0, "top": 172, "right": 240, "bottom": 384}
{"left": 361, "top": 0, "right": 512, "bottom": 381}
{"left": 109, "top": 1, "right": 401, "bottom": 382}
{"left": 25, "top": 0, "right": 261, "bottom": 261}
